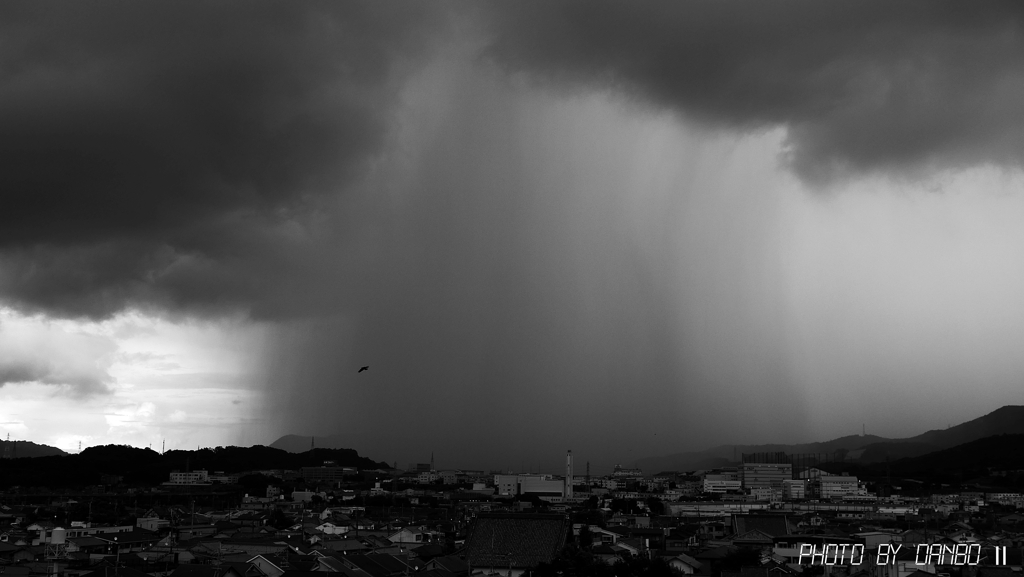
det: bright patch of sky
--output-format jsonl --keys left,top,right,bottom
{"left": 0, "top": 308, "right": 267, "bottom": 453}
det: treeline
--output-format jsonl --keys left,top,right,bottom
{"left": 0, "top": 444, "right": 389, "bottom": 489}
{"left": 820, "top": 433, "right": 1024, "bottom": 489}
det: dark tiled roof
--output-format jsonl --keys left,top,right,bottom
{"left": 365, "top": 553, "right": 413, "bottom": 574}
{"left": 733, "top": 515, "right": 791, "bottom": 538}
{"left": 169, "top": 565, "right": 221, "bottom": 577}
{"left": 464, "top": 514, "right": 569, "bottom": 570}
{"left": 95, "top": 529, "right": 161, "bottom": 545}
{"left": 341, "top": 554, "right": 392, "bottom": 577}
{"left": 321, "top": 539, "right": 369, "bottom": 552}
{"left": 428, "top": 556, "right": 468, "bottom": 573}
{"left": 80, "top": 568, "right": 154, "bottom": 577}
{"left": 280, "top": 572, "right": 354, "bottom": 577}
{"left": 411, "top": 543, "right": 445, "bottom": 560}
{"left": 219, "top": 562, "right": 261, "bottom": 577}
{"left": 695, "top": 545, "right": 738, "bottom": 560}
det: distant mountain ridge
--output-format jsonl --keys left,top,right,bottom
{"left": 269, "top": 434, "right": 357, "bottom": 453}
{"left": 0, "top": 444, "right": 390, "bottom": 489}
{"left": 0, "top": 439, "right": 66, "bottom": 458}
{"left": 636, "top": 405, "right": 1024, "bottom": 472}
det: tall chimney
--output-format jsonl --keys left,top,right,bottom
{"left": 565, "top": 450, "right": 574, "bottom": 499}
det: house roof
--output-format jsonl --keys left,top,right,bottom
{"left": 96, "top": 530, "right": 161, "bottom": 545}
{"left": 280, "top": 571, "right": 357, "bottom": 577}
{"left": 731, "top": 529, "right": 777, "bottom": 544}
{"left": 427, "top": 556, "right": 468, "bottom": 573}
{"left": 169, "top": 565, "right": 221, "bottom": 577}
{"left": 732, "top": 515, "right": 791, "bottom": 538}
{"left": 722, "top": 566, "right": 795, "bottom": 577}
{"left": 80, "top": 568, "right": 154, "bottom": 577}
{"left": 342, "top": 553, "right": 410, "bottom": 577}
{"left": 411, "top": 543, "right": 445, "bottom": 560}
{"left": 320, "top": 539, "right": 369, "bottom": 552}
{"left": 464, "top": 513, "right": 569, "bottom": 570}
{"left": 70, "top": 537, "right": 108, "bottom": 548}
{"left": 695, "top": 545, "right": 738, "bottom": 560}
{"left": 660, "top": 552, "right": 702, "bottom": 570}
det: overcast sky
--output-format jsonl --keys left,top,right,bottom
{"left": 3, "top": 1, "right": 1024, "bottom": 472}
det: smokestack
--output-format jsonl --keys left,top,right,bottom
{"left": 565, "top": 450, "right": 574, "bottom": 499}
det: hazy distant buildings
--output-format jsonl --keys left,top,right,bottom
{"left": 612, "top": 465, "right": 643, "bottom": 478}
{"left": 301, "top": 464, "right": 356, "bottom": 484}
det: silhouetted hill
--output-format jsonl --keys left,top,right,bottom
{"left": 270, "top": 434, "right": 357, "bottom": 453}
{"left": 824, "top": 434, "right": 1024, "bottom": 489}
{"left": 636, "top": 405, "right": 1024, "bottom": 472}
{"left": 0, "top": 444, "right": 390, "bottom": 489}
{"left": 0, "top": 439, "right": 67, "bottom": 458}
{"left": 904, "top": 406, "right": 1024, "bottom": 449}
{"left": 635, "top": 434, "right": 892, "bottom": 472}
{"left": 855, "top": 441, "right": 943, "bottom": 463}
{"left": 889, "top": 434, "right": 1024, "bottom": 474}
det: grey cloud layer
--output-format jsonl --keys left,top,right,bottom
{"left": 3, "top": 2, "right": 1024, "bottom": 453}
{"left": 0, "top": 1, "right": 445, "bottom": 318}
{"left": 4, "top": 2, "right": 1024, "bottom": 320}
{"left": 483, "top": 1, "right": 1024, "bottom": 182}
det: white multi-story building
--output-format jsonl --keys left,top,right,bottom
{"left": 703, "top": 471, "right": 741, "bottom": 494}
{"left": 167, "top": 470, "right": 210, "bottom": 485}
{"left": 741, "top": 463, "right": 792, "bottom": 488}
{"left": 417, "top": 471, "right": 441, "bottom": 484}
{"left": 782, "top": 479, "right": 806, "bottom": 500}
{"left": 820, "top": 475, "right": 859, "bottom": 498}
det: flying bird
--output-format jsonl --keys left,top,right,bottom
{"left": 358, "top": 366, "right": 369, "bottom": 373}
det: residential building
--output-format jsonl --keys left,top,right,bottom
{"left": 464, "top": 513, "right": 569, "bottom": 577}
{"left": 167, "top": 470, "right": 210, "bottom": 485}
{"left": 741, "top": 463, "right": 792, "bottom": 490}
{"left": 704, "top": 470, "right": 741, "bottom": 494}
{"left": 820, "top": 476, "right": 859, "bottom": 499}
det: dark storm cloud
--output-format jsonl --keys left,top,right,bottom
{"left": 482, "top": 1, "right": 1024, "bottom": 182}
{"left": 0, "top": 1, "right": 446, "bottom": 318}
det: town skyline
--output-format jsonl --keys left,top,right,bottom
{"left": 6, "top": 403, "right": 1024, "bottom": 478}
